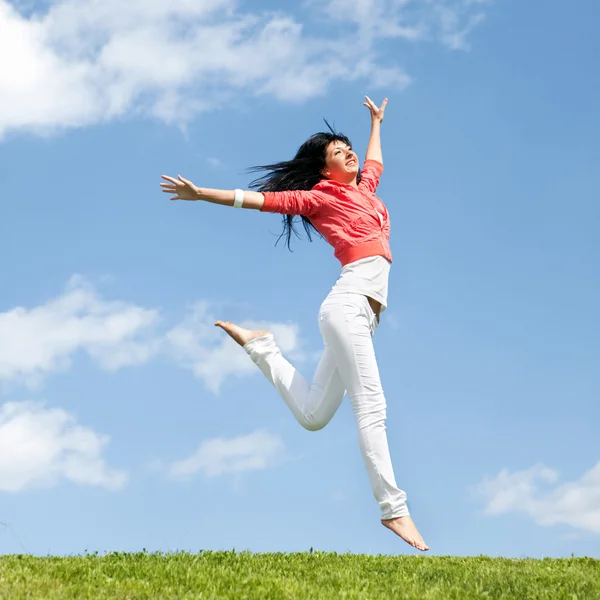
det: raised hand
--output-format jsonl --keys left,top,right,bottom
{"left": 160, "top": 175, "right": 200, "bottom": 201}
{"left": 363, "top": 96, "right": 388, "bottom": 124}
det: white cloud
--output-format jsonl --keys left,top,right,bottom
{"left": 474, "top": 461, "right": 600, "bottom": 535}
{"left": 0, "top": 0, "right": 492, "bottom": 137}
{"left": 309, "top": 0, "right": 424, "bottom": 46}
{"left": 166, "top": 429, "right": 285, "bottom": 480}
{"left": 0, "top": 401, "right": 127, "bottom": 492}
{"left": 0, "top": 275, "right": 160, "bottom": 389}
{"left": 311, "top": 0, "right": 490, "bottom": 49}
{"left": 0, "top": 277, "right": 311, "bottom": 395}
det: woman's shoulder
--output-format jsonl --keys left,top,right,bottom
{"left": 312, "top": 179, "right": 336, "bottom": 191}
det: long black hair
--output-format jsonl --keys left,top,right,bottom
{"left": 248, "top": 121, "right": 358, "bottom": 252}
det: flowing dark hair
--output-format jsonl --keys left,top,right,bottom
{"left": 248, "top": 121, "right": 359, "bottom": 252}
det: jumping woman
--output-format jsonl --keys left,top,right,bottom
{"left": 160, "top": 97, "right": 428, "bottom": 552}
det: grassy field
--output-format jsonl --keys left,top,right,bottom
{"left": 0, "top": 551, "right": 598, "bottom": 599}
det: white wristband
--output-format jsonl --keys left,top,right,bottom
{"left": 233, "top": 189, "right": 244, "bottom": 208}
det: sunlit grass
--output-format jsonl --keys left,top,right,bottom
{"left": 0, "top": 551, "right": 598, "bottom": 599}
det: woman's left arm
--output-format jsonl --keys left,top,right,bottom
{"left": 363, "top": 96, "right": 387, "bottom": 165}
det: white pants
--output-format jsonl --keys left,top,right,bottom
{"left": 243, "top": 290, "right": 409, "bottom": 520}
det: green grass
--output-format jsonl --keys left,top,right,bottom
{"left": 0, "top": 551, "right": 598, "bottom": 599}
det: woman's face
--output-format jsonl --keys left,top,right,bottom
{"left": 322, "top": 140, "right": 359, "bottom": 184}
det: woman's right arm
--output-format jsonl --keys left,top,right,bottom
{"left": 161, "top": 175, "right": 265, "bottom": 210}
{"left": 160, "top": 175, "right": 325, "bottom": 216}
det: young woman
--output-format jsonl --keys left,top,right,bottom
{"left": 160, "top": 97, "right": 428, "bottom": 552}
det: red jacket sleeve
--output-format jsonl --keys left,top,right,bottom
{"left": 358, "top": 159, "right": 384, "bottom": 194}
{"left": 260, "top": 189, "right": 327, "bottom": 217}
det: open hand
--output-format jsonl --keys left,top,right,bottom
{"left": 363, "top": 96, "right": 388, "bottom": 123}
{"left": 160, "top": 175, "right": 200, "bottom": 201}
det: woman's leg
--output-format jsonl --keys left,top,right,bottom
{"left": 215, "top": 301, "right": 427, "bottom": 550}
{"left": 319, "top": 292, "right": 409, "bottom": 518}
{"left": 319, "top": 293, "right": 428, "bottom": 550}
{"left": 242, "top": 331, "right": 346, "bottom": 432}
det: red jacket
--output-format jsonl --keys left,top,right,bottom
{"left": 261, "top": 160, "right": 391, "bottom": 267}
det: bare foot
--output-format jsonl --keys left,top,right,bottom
{"left": 214, "top": 321, "right": 272, "bottom": 348}
{"left": 382, "top": 516, "right": 429, "bottom": 551}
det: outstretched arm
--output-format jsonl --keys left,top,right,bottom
{"left": 160, "top": 175, "right": 265, "bottom": 210}
{"left": 160, "top": 175, "right": 326, "bottom": 216}
{"left": 363, "top": 96, "right": 387, "bottom": 165}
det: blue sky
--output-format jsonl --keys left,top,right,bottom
{"left": 1, "top": 0, "right": 599, "bottom": 558}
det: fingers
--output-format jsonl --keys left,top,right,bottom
{"left": 160, "top": 179, "right": 180, "bottom": 200}
{"left": 363, "top": 95, "right": 388, "bottom": 112}
{"left": 160, "top": 174, "right": 189, "bottom": 200}
{"left": 160, "top": 174, "right": 192, "bottom": 199}
{"left": 161, "top": 174, "right": 193, "bottom": 187}
{"left": 178, "top": 174, "right": 193, "bottom": 186}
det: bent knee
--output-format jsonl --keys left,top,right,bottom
{"left": 300, "top": 414, "right": 328, "bottom": 431}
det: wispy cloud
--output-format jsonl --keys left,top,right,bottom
{"left": 433, "top": 1, "right": 489, "bottom": 51}
{"left": 0, "top": 401, "right": 127, "bottom": 492}
{"left": 0, "top": 277, "right": 311, "bottom": 394}
{"left": 0, "top": 275, "right": 160, "bottom": 389}
{"left": 166, "top": 429, "right": 285, "bottom": 480}
{"left": 0, "top": 0, "right": 492, "bottom": 138}
{"left": 206, "top": 157, "right": 225, "bottom": 170}
{"left": 310, "top": 0, "right": 489, "bottom": 47}
{"left": 474, "top": 461, "right": 600, "bottom": 535}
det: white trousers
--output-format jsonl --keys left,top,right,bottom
{"left": 243, "top": 290, "right": 409, "bottom": 520}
